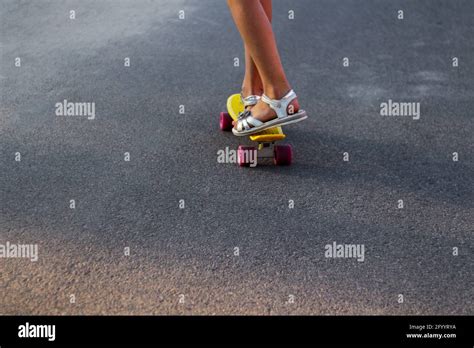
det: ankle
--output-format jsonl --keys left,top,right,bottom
{"left": 263, "top": 84, "right": 292, "bottom": 100}
{"left": 263, "top": 84, "right": 299, "bottom": 115}
{"left": 241, "top": 84, "right": 263, "bottom": 97}
{"left": 242, "top": 73, "right": 264, "bottom": 96}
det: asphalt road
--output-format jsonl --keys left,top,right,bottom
{"left": 0, "top": 0, "right": 472, "bottom": 315}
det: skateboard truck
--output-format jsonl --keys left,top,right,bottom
{"left": 236, "top": 141, "right": 292, "bottom": 167}
{"left": 257, "top": 141, "right": 275, "bottom": 159}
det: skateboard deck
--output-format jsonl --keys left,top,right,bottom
{"left": 226, "top": 94, "right": 286, "bottom": 142}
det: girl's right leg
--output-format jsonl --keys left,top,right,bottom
{"left": 241, "top": 0, "right": 272, "bottom": 103}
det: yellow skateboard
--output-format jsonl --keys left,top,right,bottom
{"left": 220, "top": 94, "right": 293, "bottom": 166}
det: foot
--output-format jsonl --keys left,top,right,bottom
{"left": 241, "top": 85, "right": 263, "bottom": 111}
{"left": 232, "top": 84, "right": 264, "bottom": 127}
{"left": 232, "top": 88, "right": 306, "bottom": 136}
{"left": 236, "top": 89, "right": 300, "bottom": 125}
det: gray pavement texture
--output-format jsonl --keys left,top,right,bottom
{"left": 0, "top": 0, "right": 473, "bottom": 315}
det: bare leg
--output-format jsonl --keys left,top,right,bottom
{"left": 241, "top": 0, "right": 272, "bottom": 102}
{"left": 228, "top": 0, "right": 299, "bottom": 122}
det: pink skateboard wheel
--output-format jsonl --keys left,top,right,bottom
{"left": 274, "top": 144, "right": 293, "bottom": 165}
{"left": 220, "top": 112, "right": 233, "bottom": 131}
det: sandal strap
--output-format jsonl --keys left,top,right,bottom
{"left": 241, "top": 94, "right": 261, "bottom": 107}
{"left": 236, "top": 113, "right": 263, "bottom": 131}
{"left": 237, "top": 109, "right": 251, "bottom": 120}
{"left": 261, "top": 89, "right": 297, "bottom": 119}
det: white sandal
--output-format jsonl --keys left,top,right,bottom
{"left": 232, "top": 89, "right": 307, "bottom": 136}
{"left": 237, "top": 94, "right": 261, "bottom": 120}
{"left": 242, "top": 94, "right": 260, "bottom": 108}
